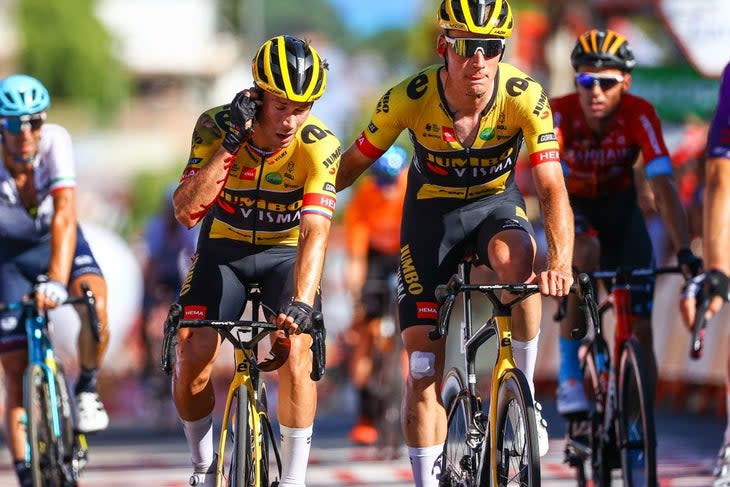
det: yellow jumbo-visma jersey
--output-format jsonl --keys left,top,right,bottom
{"left": 180, "top": 106, "right": 340, "bottom": 246}
{"left": 355, "top": 63, "right": 560, "bottom": 200}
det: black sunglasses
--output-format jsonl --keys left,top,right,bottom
{"left": 575, "top": 73, "right": 624, "bottom": 91}
{"left": 2, "top": 114, "right": 46, "bottom": 134}
{"left": 443, "top": 35, "right": 505, "bottom": 59}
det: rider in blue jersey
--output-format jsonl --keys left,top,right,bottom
{"left": 681, "top": 61, "right": 730, "bottom": 487}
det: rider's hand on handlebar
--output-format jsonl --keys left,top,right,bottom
{"left": 34, "top": 277, "right": 68, "bottom": 311}
{"left": 275, "top": 300, "right": 313, "bottom": 335}
{"left": 535, "top": 269, "right": 573, "bottom": 298}
{"left": 680, "top": 269, "right": 729, "bottom": 329}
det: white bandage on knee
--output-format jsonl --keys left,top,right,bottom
{"left": 410, "top": 351, "right": 436, "bottom": 380}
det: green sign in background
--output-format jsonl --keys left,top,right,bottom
{"left": 631, "top": 65, "right": 721, "bottom": 122}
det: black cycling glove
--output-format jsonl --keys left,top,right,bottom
{"left": 677, "top": 247, "right": 703, "bottom": 278}
{"left": 281, "top": 300, "right": 313, "bottom": 333}
{"left": 682, "top": 269, "right": 730, "bottom": 302}
{"left": 221, "top": 91, "right": 258, "bottom": 154}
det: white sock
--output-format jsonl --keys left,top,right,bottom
{"left": 512, "top": 330, "right": 541, "bottom": 399}
{"left": 408, "top": 444, "right": 443, "bottom": 487}
{"left": 279, "top": 424, "right": 313, "bottom": 487}
{"left": 181, "top": 414, "right": 214, "bottom": 472}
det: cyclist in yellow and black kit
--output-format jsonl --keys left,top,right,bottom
{"left": 337, "top": 1, "right": 574, "bottom": 485}
{"left": 171, "top": 35, "right": 339, "bottom": 487}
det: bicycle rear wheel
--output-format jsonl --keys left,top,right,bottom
{"left": 583, "top": 337, "right": 614, "bottom": 487}
{"left": 440, "top": 368, "right": 484, "bottom": 486}
{"left": 617, "top": 338, "right": 657, "bottom": 487}
{"left": 494, "top": 368, "right": 540, "bottom": 487}
{"left": 25, "top": 364, "right": 63, "bottom": 487}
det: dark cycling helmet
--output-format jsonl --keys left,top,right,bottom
{"left": 571, "top": 29, "right": 636, "bottom": 72}
{"left": 252, "top": 35, "right": 327, "bottom": 103}
{"left": 0, "top": 74, "right": 50, "bottom": 117}
{"left": 371, "top": 145, "right": 409, "bottom": 187}
{"left": 438, "top": 0, "right": 513, "bottom": 38}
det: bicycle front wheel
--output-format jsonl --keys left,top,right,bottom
{"left": 617, "top": 338, "right": 657, "bottom": 487}
{"left": 494, "top": 368, "right": 540, "bottom": 487}
{"left": 256, "top": 381, "right": 280, "bottom": 486}
{"left": 55, "top": 367, "right": 80, "bottom": 485}
{"left": 227, "top": 383, "right": 252, "bottom": 487}
{"left": 24, "top": 364, "right": 62, "bottom": 487}
{"left": 440, "top": 368, "right": 484, "bottom": 486}
{"left": 583, "top": 337, "right": 614, "bottom": 487}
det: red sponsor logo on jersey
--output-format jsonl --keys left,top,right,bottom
{"left": 240, "top": 167, "right": 256, "bottom": 180}
{"left": 540, "top": 110, "right": 550, "bottom": 120}
{"left": 303, "top": 193, "right": 336, "bottom": 211}
{"left": 183, "top": 305, "right": 207, "bottom": 320}
{"left": 416, "top": 301, "right": 438, "bottom": 320}
{"left": 529, "top": 149, "right": 560, "bottom": 166}
{"left": 442, "top": 127, "right": 457, "bottom": 142}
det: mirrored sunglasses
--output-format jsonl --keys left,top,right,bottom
{"left": 2, "top": 113, "right": 46, "bottom": 134}
{"left": 575, "top": 73, "right": 624, "bottom": 91}
{"left": 444, "top": 36, "right": 505, "bottom": 59}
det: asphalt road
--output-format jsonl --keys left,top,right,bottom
{"left": 0, "top": 396, "right": 722, "bottom": 487}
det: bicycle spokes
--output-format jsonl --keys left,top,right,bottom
{"left": 497, "top": 401, "right": 531, "bottom": 486}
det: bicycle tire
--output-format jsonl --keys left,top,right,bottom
{"left": 440, "top": 368, "right": 484, "bottom": 487}
{"left": 257, "top": 381, "right": 281, "bottom": 486}
{"left": 25, "top": 363, "right": 63, "bottom": 487}
{"left": 229, "top": 383, "right": 252, "bottom": 487}
{"left": 494, "top": 368, "right": 540, "bottom": 487}
{"left": 54, "top": 367, "right": 80, "bottom": 486}
{"left": 583, "top": 337, "right": 614, "bottom": 487}
{"left": 617, "top": 338, "right": 657, "bottom": 487}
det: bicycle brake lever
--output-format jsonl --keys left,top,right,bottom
{"left": 161, "top": 303, "right": 183, "bottom": 375}
{"left": 690, "top": 297, "right": 710, "bottom": 360}
{"left": 570, "top": 273, "right": 596, "bottom": 340}
{"left": 309, "top": 311, "right": 326, "bottom": 381}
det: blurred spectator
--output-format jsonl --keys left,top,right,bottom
{"left": 139, "top": 185, "right": 198, "bottom": 417}
{"left": 341, "top": 145, "right": 408, "bottom": 446}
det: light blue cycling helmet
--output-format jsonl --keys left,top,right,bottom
{"left": 0, "top": 74, "right": 51, "bottom": 117}
{"left": 371, "top": 145, "right": 409, "bottom": 187}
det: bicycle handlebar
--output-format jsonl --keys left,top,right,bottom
{"left": 430, "top": 274, "right": 549, "bottom": 341}
{"left": 0, "top": 282, "right": 101, "bottom": 343}
{"left": 589, "top": 265, "right": 681, "bottom": 282}
{"left": 160, "top": 303, "right": 327, "bottom": 381}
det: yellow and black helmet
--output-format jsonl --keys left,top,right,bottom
{"left": 437, "top": 0, "right": 513, "bottom": 38}
{"left": 252, "top": 35, "right": 327, "bottom": 103}
{"left": 571, "top": 29, "right": 636, "bottom": 72}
